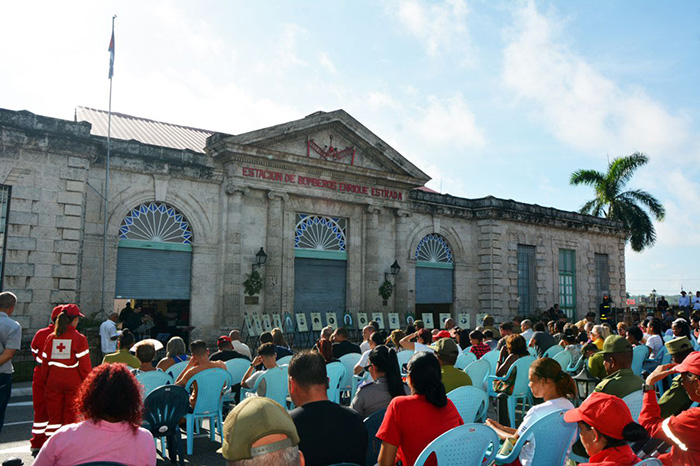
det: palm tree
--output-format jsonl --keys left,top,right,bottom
{"left": 570, "top": 152, "right": 665, "bottom": 252}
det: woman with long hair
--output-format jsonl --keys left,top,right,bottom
{"left": 387, "top": 329, "right": 405, "bottom": 350}
{"left": 34, "top": 363, "right": 156, "bottom": 465}
{"left": 155, "top": 336, "right": 188, "bottom": 372}
{"left": 316, "top": 339, "right": 337, "bottom": 364}
{"left": 494, "top": 334, "right": 530, "bottom": 426}
{"left": 564, "top": 392, "right": 649, "bottom": 465}
{"left": 350, "top": 345, "right": 409, "bottom": 419}
{"left": 376, "top": 352, "right": 462, "bottom": 466}
{"left": 486, "top": 358, "right": 577, "bottom": 465}
{"left": 39, "top": 304, "right": 92, "bottom": 439}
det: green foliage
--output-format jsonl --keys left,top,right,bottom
{"left": 570, "top": 152, "right": 665, "bottom": 252}
{"left": 244, "top": 270, "right": 263, "bottom": 296}
{"left": 379, "top": 279, "right": 393, "bottom": 300}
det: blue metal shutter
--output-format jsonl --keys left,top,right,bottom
{"left": 115, "top": 247, "right": 191, "bottom": 300}
{"left": 415, "top": 267, "right": 453, "bottom": 304}
{"left": 293, "top": 258, "right": 346, "bottom": 321}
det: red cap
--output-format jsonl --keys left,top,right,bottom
{"left": 673, "top": 351, "right": 700, "bottom": 376}
{"left": 433, "top": 330, "right": 451, "bottom": 341}
{"left": 62, "top": 304, "right": 85, "bottom": 318}
{"left": 51, "top": 305, "right": 65, "bottom": 321}
{"left": 218, "top": 335, "right": 232, "bottom": 347}
{"left": 563, "top": 392, "right": 633, "bottom": 439}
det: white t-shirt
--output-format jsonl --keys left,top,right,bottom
{"left": 414, "top": 342, "right": 434, "bottom": 353}
{"left": 99, "top": 319, "right": 119, "bottom": 354}
{"left": 520, "top": 328, "right": 534, "bottom": 343}
{"left": 232, "top": 340, "right": 252, "bottom": 359}
{"left": 360, "top": 340, "right": 370, "bottom": 354}
{"left": 516, "top": 397, "right": 575, "bottom": 465}
{"left": 355, "top": 349, "right": 371, "bottom": 371}
{"left": 646, "top": 334, "right": 663, "bottom": 359}
{"left": 693, "top": 296, "right": 700, "bottom": 310}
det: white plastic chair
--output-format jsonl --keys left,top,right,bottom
{"left": 396, "top": 350, "right": 414, "bottom": 373}
{"left": 447, "top": 385, "right": 488, "bottom": 423}
{"left": 454, "top": 351, "right": 477, "bottom": 370}
{"left": 465, "top": 359, "right": 490, "bottom": 390}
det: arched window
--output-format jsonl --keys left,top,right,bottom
{"left": 118, "top": 202, "right": 193, "bottom": 244}
{"left": 415, "top": 233, "right": 453, "bottom": 264}
{"left": 294, "top": 214, "right": 346, "bottom": 252}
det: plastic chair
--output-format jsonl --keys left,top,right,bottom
{"left": 184, "top": 368, "right": 233, "bottom": 455}
{"left": 632, "top": 345, "right": 650, "bottom": 376}
{"left": 464, "top": 359, "right": 490, "bottom": 391}
{"left": 454, "top": 351, "right": 477, "bottom": 370}
{"left": 493, "top": 409, "right": 577, "bottom": 466}
{"left": 486, "top": 355, "right": 536, "bottom": 428}
{"left": 634, "top": 459, "right": 663, "bottom": 465}
{"left": 622, "top": 390, "right": 644, "bottom": 422}
{"left": 396, "top": 350, "right": 414, "bottom": 373}
{"left": 135, "top": 370, "right": 173, "bottom": 399}
{"left": 221, "top": 359, "right": 252, "bottom": 406}
{"left": 543, "top": 345, "right": 564, "bottom": 359}
{"left": 244, "top": 365, "right": 290, "bottom": 407}
{"left": 552, "top": 350, "right": 573, "bottom": 371}
{"left": 413, "top": 423, "right": 499, "bottom": 466}
{"left": 166, "top": 360, "right": 190, "bottom": 381}
{"left": 447, "top": 385, "right": 488, "bottom": 423}
{"left": 277, "top": 354, "right": 293, "bottom": 365}
{"left": 326, "top": 362, "right": 346, "bottom": 403}
{"left": 566, "top": 355, "right": 586, "bottom": 375}
{"left": 528, "top": 347, "right": 537, "bottom": 357}
{"left": 364, "top": 408, "right": 386, "bottom": 466}
{"left": 143, "top": 385, "right": 189, "bottom": 465}
{"left": 339, "top": 353, "right": 362, "bottom": 400}
{"left": 351, "top": 372, "right": 371, "bottom": 398}
{"left": 481, "top": 350, "right": 500, "bottom": 377}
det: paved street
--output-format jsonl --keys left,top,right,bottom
{"left": 0, "top": 388, "right": 225, "bottom": 465}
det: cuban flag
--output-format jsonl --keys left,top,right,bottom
{"left": 108, "top": 27, "right": 115, "bottom": 79}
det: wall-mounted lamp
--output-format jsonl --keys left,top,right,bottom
{"left": 252, "top": 247, "right": 268, "bottom": 271}
{"left": 384, "top": 260, "right": 401, "bottom": 282}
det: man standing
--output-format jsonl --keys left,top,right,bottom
{"left": 331, "top": 327, "right": 361, "bottom": 359}
{"left": 289, "top": 351, "right": 367, "bottom": 466}
{"left": 594, "top": 335, "right": 644, "bottom": 398}
{"left": 430, "top": 338, "right": 471, "bottom": 393}
{"left": 0, "top": 291, "right": 21, "bottom": 434}
{"left": 679, "top": 291, "right": 691, "bottom": 316}
{"left": 228, "top": 329, "right": 252, "bottom": 359}
{"left": 693, "top": 291, "right": 700, "bottom": 312}
{"left": 99, "top": 312, "right": 120, "bottom": 356}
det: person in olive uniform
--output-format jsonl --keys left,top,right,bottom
{"left": 594, "top": 335, "right": 644, "bottom": 398}
{"left": 658, "top": 336, "right": 695, "bottom": 418}
{"left": 429, "top": 337, "right": 471, "bottom": 393}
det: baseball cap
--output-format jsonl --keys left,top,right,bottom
{"left": 219, "top": 397, "right": 300, "bottom": 461}
{"left": 51, "top": 305, "right": 65, "bottom": 320}
{"left": 430, "top": 337, "right": 459, "bottom": 359}
{"left": 432, "top": 330, "right": 451, "bottom": 341}
{"left": 218, "top": 335, "right": 232, "bottom": 347}
{"left": 563, "top": 392, "right": 634, "bottom": 439}
{"left": 666, "top": 336, "right": 693, "bottom": 355}
{"left": 673, "top": 351, "right": 700, "bottom": 376}
{"left": 601, "top": 335, "right": 632, "bottom": 355}
{"left": 62, "top": 303, "right": 85, "bottom": 318}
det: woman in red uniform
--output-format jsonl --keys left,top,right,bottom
{"left": 641, "top": 352, "right": 700, "bottom": 465}
{"left": 40, "top": 304, "right": 92, "bottom": 439}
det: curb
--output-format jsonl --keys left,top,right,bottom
{"left": 11, "top": 387, "right": 32, "bottom": 398}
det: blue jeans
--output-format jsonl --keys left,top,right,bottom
{"left": 0, "top": 373, "right": 11, "bottom": 434}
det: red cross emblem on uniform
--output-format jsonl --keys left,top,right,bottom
{"left": 51, "top": 339, "right": 71, "bottom": 360}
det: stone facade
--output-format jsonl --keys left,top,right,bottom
{"left": 0, "top": 107, "right": 627, "bottom": 342}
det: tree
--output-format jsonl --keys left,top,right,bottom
{"left": 570, "top": 152, "right": 665, "bottom": 252}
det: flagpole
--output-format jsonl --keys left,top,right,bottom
{"left": 101, "top": 15, "right": 116, "bottom": 314}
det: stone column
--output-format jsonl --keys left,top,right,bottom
{"left": 394, "top": 209, "right": 412, "bottom": 316}
{"left": 264, "top": 191, "right": 288, "bottom": 314}
{"left": 223, "top": 183, "right": 249, "bottom": 328}
{"left": 363, "top": 205, "right": 382, "bottom": 311}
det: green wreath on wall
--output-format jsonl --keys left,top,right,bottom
{"left": 244, "top": 270, "right": 263, "bottom": 296}
{"left": 379, "top": 279, "right": 393, "bottom": 300}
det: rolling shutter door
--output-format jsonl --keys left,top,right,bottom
{"left": 115, "top": 247, "right": 191, "bottom": 300}
{"left": 294, "top": 258, "right": 346, "bottom": 314}
{"left": 415, "top": 267, "right": 453, "bottom": 304}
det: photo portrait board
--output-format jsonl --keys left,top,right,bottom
{"left": 388, "top": 312, "right": 400, "bottom": 330}
{"left": 252, "top": 313, "right": 263, "bottom": 335}
{"left": 372, "top": 312, "right": 385, "bottom": 330}
{"left": 295, "top": 313, "right": 309, "bottom": 332}
{"left": 262, "top": 314, "right": 272, "bottom": 332}
{"left": 421, "top": 313, "right": 435, "bottom": 329}
{"left": 458, "top": 313, "right": 471, "bottom": 329}
{"left": 326, "top": 312, "right": 338, "bottom": 330}
{"left": 357, "top": 312, "right": 369, "bottom": 329}
{"left": 244, "top": 313, "right": 256, "bottom": 337}
{"left": 272, "top": 313, "right": 282, "bottom": 329}
{"left": 310, "top": 312, "right": 324, "bottom": 331}
{"left": 438, "top": 313, "right": 452, "bottom": 328}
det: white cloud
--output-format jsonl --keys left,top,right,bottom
{"left": 319, "top": 52, "right": 337, "bottom": 74}
{"left": 502, "top": 1, "right": 689, "bottom": 158}
{"left": 411, "top": 94, "right": 486, "bottom": 148}
{"left": 388, "top": 0, "right": 471, "bottom": 58}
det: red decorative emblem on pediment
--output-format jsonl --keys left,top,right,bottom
{"left": 307, "top": 135, "right": 355, "bottom": 165}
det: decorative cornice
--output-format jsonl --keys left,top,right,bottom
{"left": 225, "top": 183, "right": 250, "bottom": 196}
{"left": 267, "top": 190, "right": 289, "bottom": 202}
{"left": 365, "top": 205, "right": 382, "bottom": 214}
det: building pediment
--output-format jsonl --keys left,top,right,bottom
{"left": 206, "top": 109, "right": 431, "bottom": 185}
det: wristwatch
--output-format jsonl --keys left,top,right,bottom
{"left": 642, "top": 382, "right": 654, "bottom": 392}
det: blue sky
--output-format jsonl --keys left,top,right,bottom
{"left": 1, "top": 0, "right": 699, "bottom": 296}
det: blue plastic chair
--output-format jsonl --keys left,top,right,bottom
{"left": 351, "top": 372, "right": 372, "bottom": 398}
{"left": 413, "top": 423, "right": 499, "bottom": 466}
{"left": 634, "top": 459, "right": 663, "bottom": 465}
{"left": 481, "top": 350, "right": 501, "bottom": 377}
{"left": 277, "top": 354, "right": 293, "bottom": 365}
{"left": 493, "top": 409, "right": 577, "bottom": 466}
{"left": 543, "top": 345, "right": 564, "bottom": 359}
{"left": 632, "top": 345, "right": 649, "bottom": 376}
{"left": 327, "top": 362, "right": 346, "bottom": 403}
{"left": 135, "top": 370, "right": 173, "bottom": 399}
{"left": 464, "top": 359, "right": 490, "bottom": 391}
{"left": 528, "top": 347, "right": 537, "bottom": 357}
{"left": 454, "top": 351, "right": 476, "bottom": 370}
{"left": 566, "top": 355, "right": 586, "bottom": 375}
{"left": 184, "top": 368, "right": 232, "bottom": 455}
{"left": 363, "top": 408, "right": 386, "bottom": 466}
{"left": 622, "top": 390, "right": 644, "bottom": 422}
{"left": 143, "top": 385, "right": 189, "bottom": 465}
{"left": 396, "top": 350, "right": 414, "bottom": 374}
{"left": 487, "top": 356, "right": 536, "bottom": 428}
{"left": 221, "top": 358, "right": 251, "bottom": 406}
{"left": 552, "top": 349, "right": 573, "bottom": 371}
{"left": 339, "top": 353, "right": 362, "bottom": 400}
{"left": 447, "top": 385, "right": 488, "bottom": 423}
{"left": 166, "top": 360, "right": 190, "bottom": 381}
{"left": 243, "top": 365, "right": 290, "bottom": 408}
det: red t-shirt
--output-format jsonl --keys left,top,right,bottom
{"left": 582, "top": 445, "right": 640, "bottom": 466}
{"left": 376, "top": 394, "right": 463, "bottom": 466}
